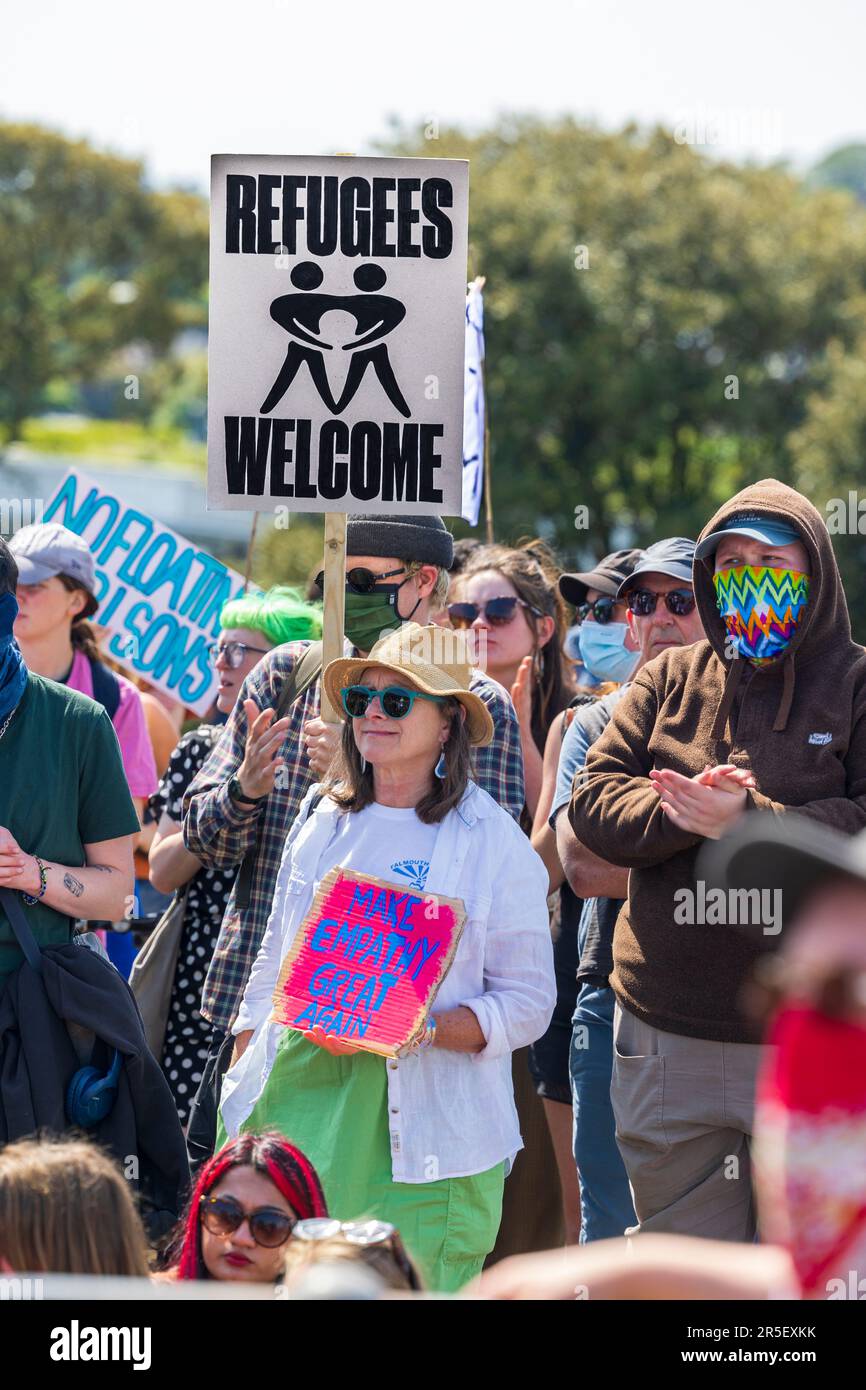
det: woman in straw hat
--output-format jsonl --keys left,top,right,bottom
{"left": 217, "top": 623, "right": 555, "bottom": 1292}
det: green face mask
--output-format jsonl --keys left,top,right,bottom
{"left": 343, "top": 582, "right": 421, "bottom": 654}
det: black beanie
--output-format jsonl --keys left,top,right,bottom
{"left": 346, "top": 514, "right": 454, "bottom": 569}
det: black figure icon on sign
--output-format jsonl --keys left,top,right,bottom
{"left": 260, "top": 262, "right": 411, "bottom": 418}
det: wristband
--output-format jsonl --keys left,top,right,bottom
{"left": 22, "top": 855, "right": 48, "bottom": 905}
{"left": 228, "top": 775, "right": 268, "bottom": 806}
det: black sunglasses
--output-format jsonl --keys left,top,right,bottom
{"left": 200, "top": 1194, "right": 296, "bottom": 1247}
{"left": 341, "top": 683, "right": 445, "bottom": 719}
{"left": 626, "top": 587, "right": 696, "bottom": 617}
{"left": 313, "top": 566, "right": 407, "bottom": 595}
{"left": 207, "top": 640, "right": 271, "bottom": 669}
{"left": 576, "top": 596, "right": 623, "bottom": 625}
{"left": 447, "top": 596, "right": 543, "bottom": 628}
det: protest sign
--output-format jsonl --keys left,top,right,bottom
{"left": 272, "top": 867, "right": 466, "bottom": 1057}
{"left": 43, "top": 468, "right": 251, "bottom": 715}
{"left": 207, "top": 154, "right": 469, "bottom": 516}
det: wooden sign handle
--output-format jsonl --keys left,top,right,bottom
{"left": 320, "top": 512, "right": 347, "bottom": 720}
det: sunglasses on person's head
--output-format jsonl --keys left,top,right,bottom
{"left": 576, "top": 596, "right": 622, "bottom": 625}
{"left": 341, "top": 684, "right": 446, "bottom": 719}
{"left": 207, "top": 640, "right": 270, "bottom": 668}
{"left": 292, "top": 1218, "right": 421, "bottom": 1290}
{"left": 313, "top": 566, "right": 407, "bottom": 595}
{"left": 199, "top": 1194, "right": 296, "bottom": 1247}
{"left": 626, "top": 587, "right": 696, "bottom": 617}
{"left": 447, "top": 596, "right": 543, "bottom": 628}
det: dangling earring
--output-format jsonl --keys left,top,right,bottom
{"left": 360, "top": 755, "right": 368, "bottom": 774}
{"left": 434, "top": 745, "right": 447, "bottom": 780}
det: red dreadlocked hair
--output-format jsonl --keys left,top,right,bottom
{"left": 168, "top": 1132, "right": 328, "bottom": 1280}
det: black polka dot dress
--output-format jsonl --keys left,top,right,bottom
{"left": 148, "top": 726, "right": 237, "bottom": 1126}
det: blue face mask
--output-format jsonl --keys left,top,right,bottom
{"left": 576, "top": 620, "right": 638, "bottom": 683}
{"left": 0, "top": 591, "right": 28, "bottom": 721}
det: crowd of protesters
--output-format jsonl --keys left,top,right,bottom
{"left": 2, "top": 476, "right": 866, "bottom": 1300}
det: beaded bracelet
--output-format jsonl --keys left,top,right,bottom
{"left": 397, "top": 1015, "right": 437, "bottom": 1059}
{"left": 22, "top": 855, "right": 48, "bottom": 905}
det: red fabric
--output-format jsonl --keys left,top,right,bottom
{"left": 755, "top": 1006, "right": 866, "bottom": 1293}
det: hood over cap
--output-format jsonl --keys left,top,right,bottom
{"left": 694, "top": 478, "right": 853, "bottom": 745}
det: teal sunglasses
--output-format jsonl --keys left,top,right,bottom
{"left": 341, "top": 684, "right": 446, "bottom": 720}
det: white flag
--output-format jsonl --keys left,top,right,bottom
{"left": 462, "top": 283, "right": 485, "bottom": 527}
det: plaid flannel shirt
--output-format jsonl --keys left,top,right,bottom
{"left": 182, "top": 640, "right": 525, "bottom": 1032}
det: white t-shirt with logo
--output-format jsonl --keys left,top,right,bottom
{"left": 314, "top": 800, "right": 440, "bottom": 893}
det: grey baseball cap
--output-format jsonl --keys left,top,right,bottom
{"left": 616, "top": 537, "right": 696, "bottom": 597}
{"left": 9, "top": 522, "right": 96, "bottom": 592}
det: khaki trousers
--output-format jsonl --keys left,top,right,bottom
{"left": 611, "top": 1002, "right": 767, "bottom": 1242}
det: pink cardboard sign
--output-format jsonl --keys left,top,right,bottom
{"left": 272, "top": 868, "right": 466, "bottom": 1057}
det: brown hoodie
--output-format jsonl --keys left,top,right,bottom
{"left": 569, "top": 479, "right": 866, "bottom": 1043}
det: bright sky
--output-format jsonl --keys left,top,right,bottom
{"left": 4, "top": 0, "right": 864, "bottom": 190}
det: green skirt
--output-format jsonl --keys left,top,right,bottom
{"left": 219, "top": 1027, "right": 505, "bottom": 1293}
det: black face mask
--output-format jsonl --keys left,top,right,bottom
{"left": 343, "top": 579, "right": 422, "bottom": 653}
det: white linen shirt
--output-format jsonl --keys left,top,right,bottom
{"left": 220, "top": 781, "right": 555, "bottom": 1183}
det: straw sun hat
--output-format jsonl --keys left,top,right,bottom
{"left": 322, "top": 622, "right": 494, "bottom": 747}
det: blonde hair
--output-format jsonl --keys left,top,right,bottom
{"left": 0, "top": 1137, "right": 150, "bottom": 1276}
{"left": 283, "top": 1233, "right": 422, "bottom": 1292}
{"left": 405, "top": 559, "right": 449, "bottom": 609}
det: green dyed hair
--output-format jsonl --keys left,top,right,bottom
{"left": 219, "top": 585, "right": 322, "bottom": 648}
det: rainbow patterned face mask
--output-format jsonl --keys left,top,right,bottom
{"left": 713, "top": 566, "right": 809, "bottom": 663}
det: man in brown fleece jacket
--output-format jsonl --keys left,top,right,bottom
{"left": 569, "top": 478, "right": 866, "bottom": 1241}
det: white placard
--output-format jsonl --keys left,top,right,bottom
{"left": 207, "top": 154, "right": 469, "bottom": 516}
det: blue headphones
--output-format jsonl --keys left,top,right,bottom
{"left": 65, "top": 1048, "right": 123, "bottom": 1128}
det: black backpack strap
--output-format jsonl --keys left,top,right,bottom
{"left": 234, "top": 642, "right": 324, "bottom": 911}
{"left": 89, "top": 658, "right": 122, "bottom": 720}
{"left": 0, "top": 887, "right": 44, "bottom": 974}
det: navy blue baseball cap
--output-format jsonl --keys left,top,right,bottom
{"left": 694, "top": 514, "right": 800, "bottom": 563}
{"left": 616, "top": 537, "right": 696, "bottom": 597}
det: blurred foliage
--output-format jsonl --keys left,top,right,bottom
{"left": 147, "top": 351, "right": 208, "bottom": 438}
{"left": 807, "top": 144, "right": 866, "bottom": 205}
{"left": 252, "top": 513, "right": 326, "bottom": 591}
{"left": 18, "top": 417, "right": 206, "bottom": 467}
{"left": 5, "top": 117, "right": 866, "bottom": 635}
{"left": 0, "top": 122, "right": 207, "bottom": 442}
{"left": 381, "top": 118, "right": 866, "bottom": 573}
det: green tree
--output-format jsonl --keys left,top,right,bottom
{"left": 381, "top": 117, "right": 866, "bottom": 582}
{"left": 0, "top": 123, "right": 207, "bottom": 442}
{"left": 808, "top": 144, "right": 866, "bottom": 205}
{"left": 788, "top": 332, "right": 866, "bottom": 631}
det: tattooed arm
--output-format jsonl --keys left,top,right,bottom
{"left": 0, "top": 827, "right": 135, "bottom": 921}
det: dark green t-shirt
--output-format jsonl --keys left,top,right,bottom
{"left": 0, "top": 672, "right": 140, "bottom": 979}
